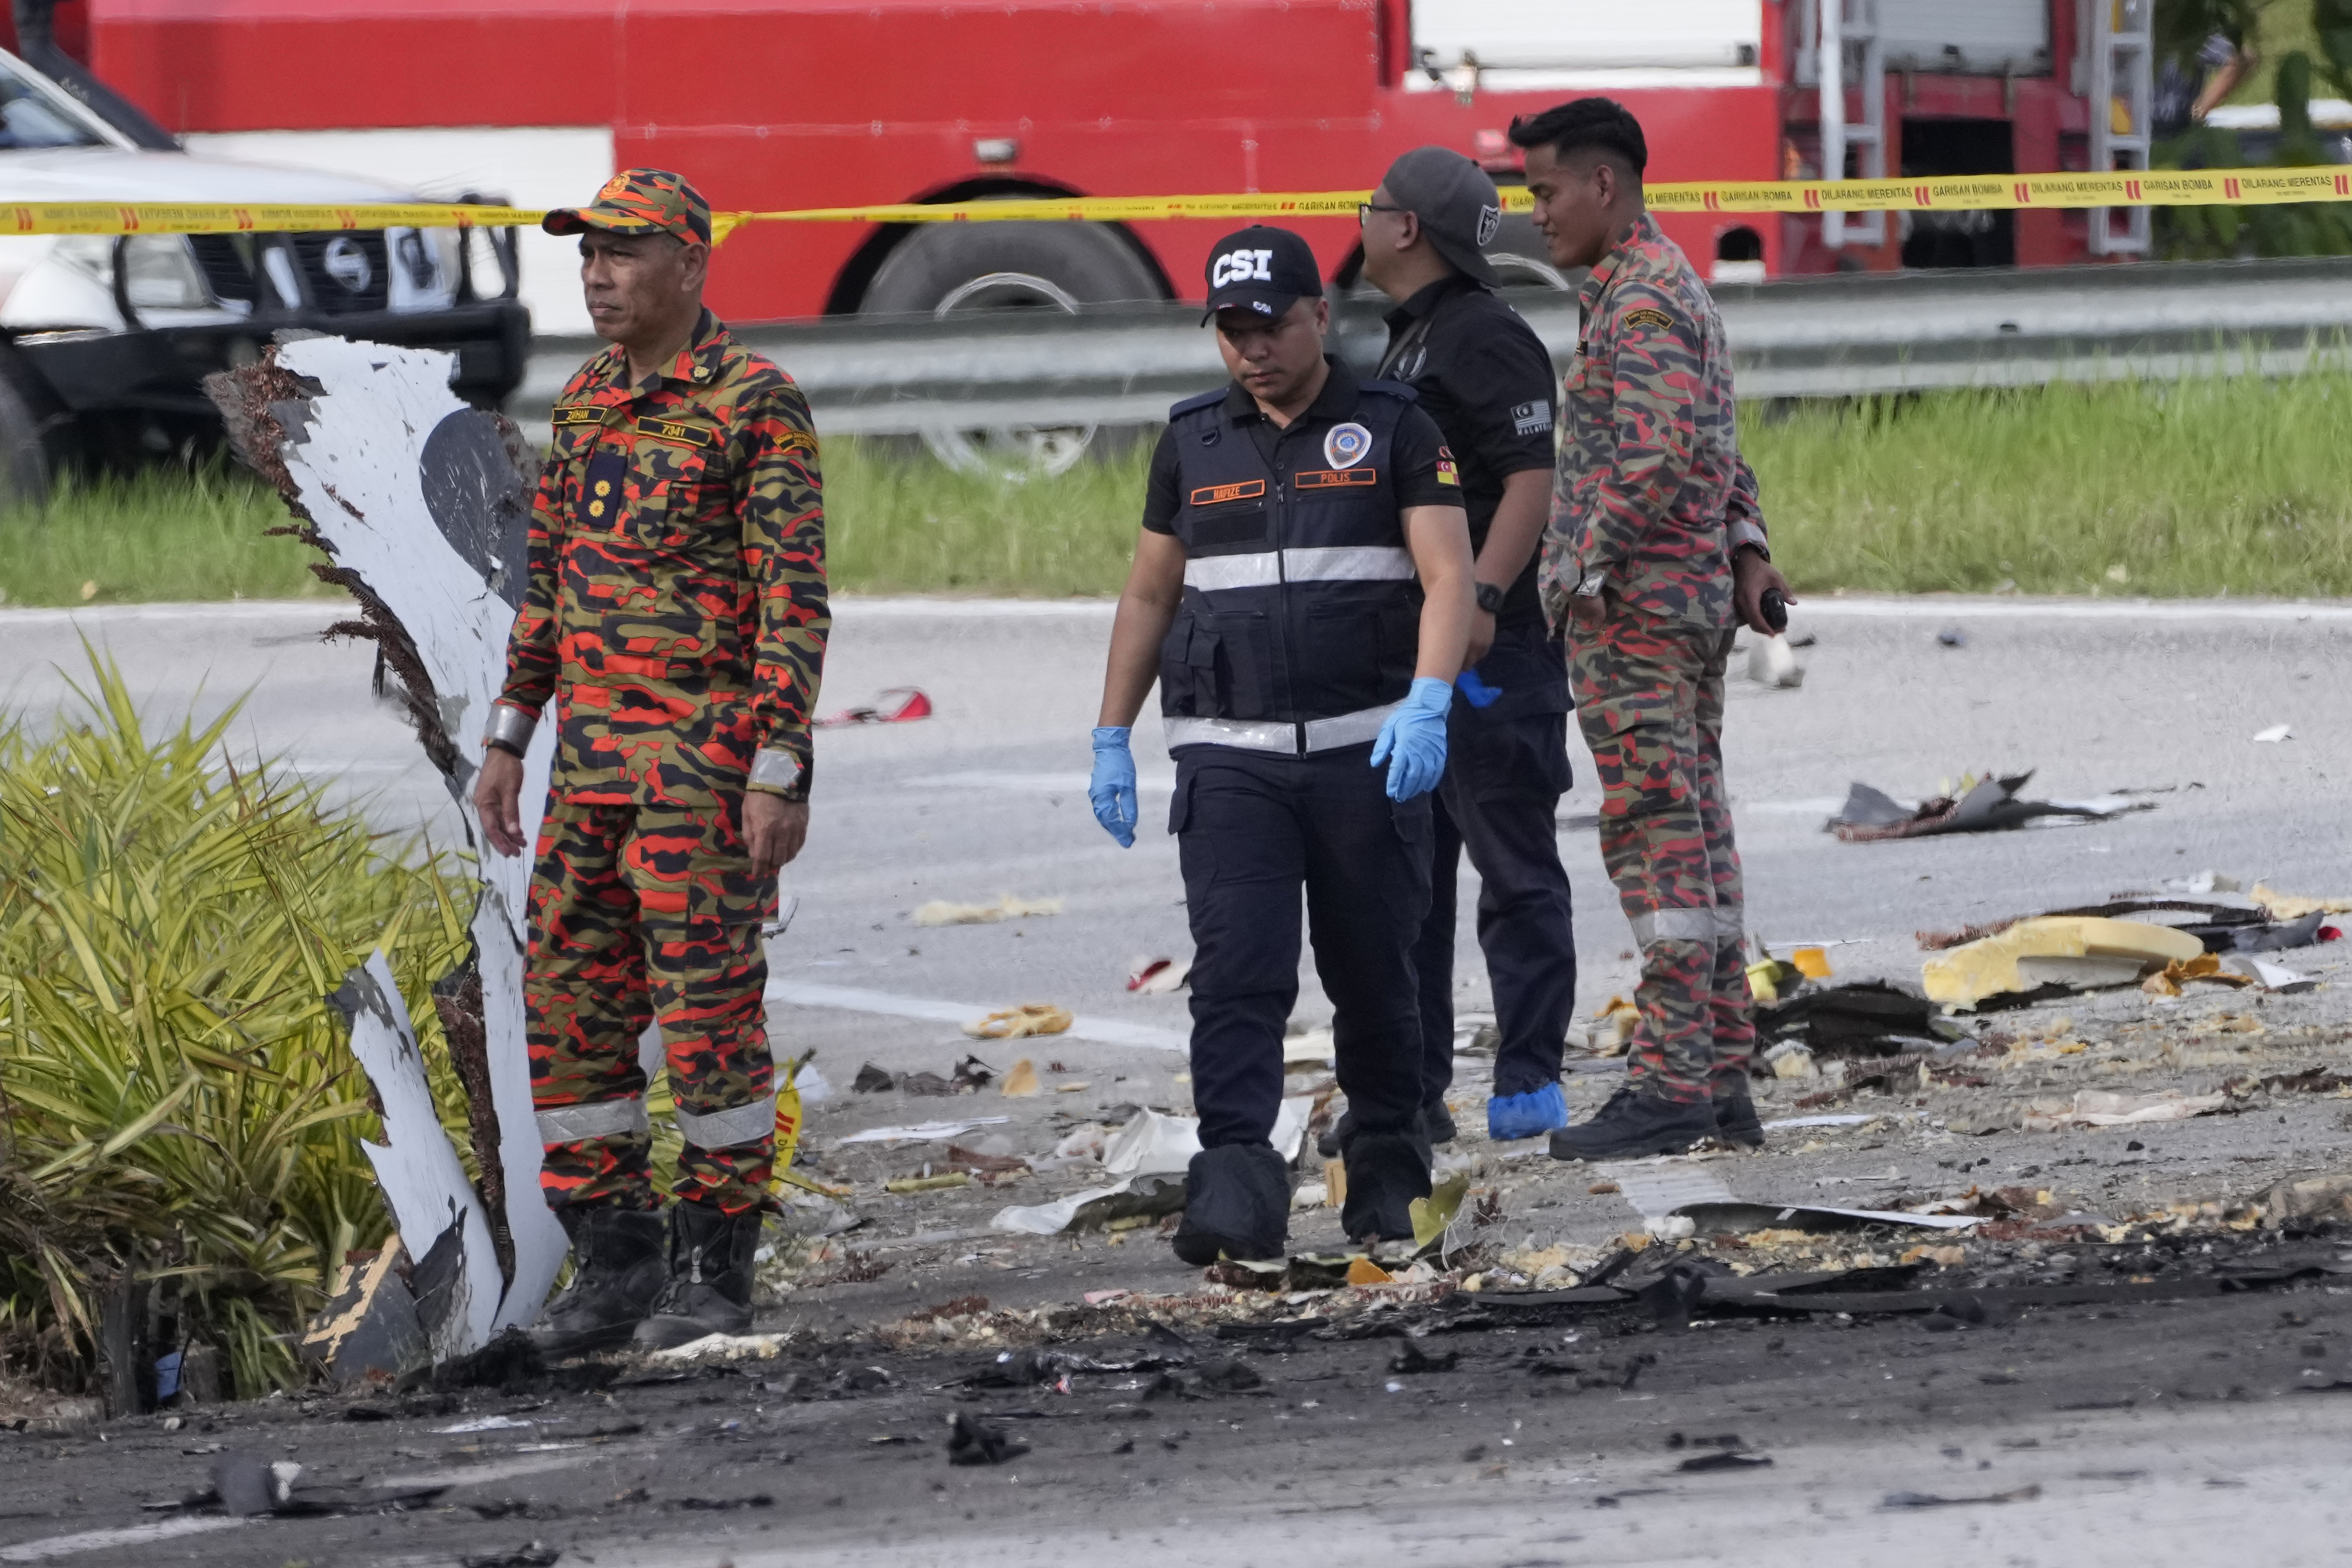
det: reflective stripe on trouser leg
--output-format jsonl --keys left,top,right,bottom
{"left": 1694, "top": 629, "right": 1756, "bottom": 1085}
{"left": 536, "top": 1095, "right": 651, "bottom": 1144}
{"left": 527, "top": 800, "right": 659, "bottom": 1211}
{"left": 1567, "top": 608, "right": 1720, "bottom": 1103}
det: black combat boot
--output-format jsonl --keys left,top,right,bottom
{"left": 1317, "top": 1100, "right": 1453, "bottom": 1160}
{"left": 1712, "top": 1074, "right": 1765, "bottom": 1150}
{"left": 631, "top": 1201, "right": 763, "bottom": 1350}
{"left": 1341, "top": 1127, "right": 1432, "bottom": 1247}
{"left": 527, "top": 1205, "right": 668, "bottom": 1357}
{"left": 1548, "top": 1087, "right": 1719, "bottom": 1161}
{"left": 1171, "top": 1143, "right": 1290, "bottom": 1266}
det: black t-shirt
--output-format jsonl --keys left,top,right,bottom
{"left": 1140, "top": 357, "right": 1460, "bottom": 533}
{"left": 1375, "top": 275, "right": 1558, "bottom": 626}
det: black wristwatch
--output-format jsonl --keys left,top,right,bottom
{"left": 1473, "top": 582, "right": 1505, "bottom": 615}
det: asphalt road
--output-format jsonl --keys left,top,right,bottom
{"left": 4, "top": 592, "right": 2345, "bottom": 1065}
{"left": 4, "top": 594, "right": 2351, "bottom": 1566}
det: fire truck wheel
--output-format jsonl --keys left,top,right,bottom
{"left": 861, "top": 219, "right": 1161, "bottom": 476}
{"left": 860, "top": 219, "right": 1162, "bottom": 319}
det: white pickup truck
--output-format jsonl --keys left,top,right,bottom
{"left": 0, "top": 8, "right": 527, "bottom": 504}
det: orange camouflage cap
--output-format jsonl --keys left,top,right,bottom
{"left": 543, "top": 168, "right": 713, "bottom": 244}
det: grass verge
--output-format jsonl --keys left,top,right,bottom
{"left": 0, "top": 464, "right": 331, "bottom": 607}
{"left": 3, "top": 372, "right": 2349, "bottom": 606}
{"left": 1745, "top": 371, "right": 2352, "bottom": 597}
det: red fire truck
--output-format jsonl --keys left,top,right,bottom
{"left": 76, "top": 0, "right": 2156, "bottom": 326}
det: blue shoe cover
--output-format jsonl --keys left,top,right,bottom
{"left": 1487, "top": 1083, "right": 1568, "bottom": 1142}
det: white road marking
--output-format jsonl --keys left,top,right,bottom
{"left": 9, "top": 593, "right": 2347, "bottom": 635}
{"left": 0, "top": 1516, "right": 247, "bottom": 1561}
{"left": 1791, "top": 596, "right": 2352, "bottom": 621}
{"left": 766, "top": 979, "right": 1187, "bottom": 1052}
{"left": 373, "top": 1447, "right": 614, "bottom": 1491}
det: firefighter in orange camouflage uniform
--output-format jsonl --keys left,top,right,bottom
{"left": 472, "top": 170, "right": 828, "bottom": 1354}
{"left": 1511, "top": 100, "right": 1797, "bottom": 1163}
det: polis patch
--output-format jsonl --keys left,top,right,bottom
{"left": 1294, "top": 468, "right": 1377, "bottom": 490}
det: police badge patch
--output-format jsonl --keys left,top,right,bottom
{"left": 1323, "top": 422, "right": 1372, "bottom": 469}
{"left": 1477, "top": 204, "right": 1501, "bottom": 247}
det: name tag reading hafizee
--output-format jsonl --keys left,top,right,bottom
{"left": 1293, "top": 468, "right": 1377, "bottom": 489}
{"left": 551, "top": 404, "right": 607, "bottom": 427}
{"left": 634, "top": 415, "right": 718, "bottom": 448}
{"left": 1190, "top": 479, "right": 1266, "bottom": 507}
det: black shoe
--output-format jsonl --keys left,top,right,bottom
{"left": 632, "top": 1201, "right": 763, "bottom": 1350}
{"left": 1712, "top": 1076, "right": 1765, "bottom": 1150}
{"left": 1171, "top": 1144, "right": 1289, "bottom": 1266}
{"left": 1341, "top": 1128, "right": 1432, "bottom": 1245}
{"left": 1317, "top": 1101, "right": 1453, "bottom": 1160}
{"left": 528, "top": 1205, "right": 668, "bottom": 1357}
{"left": 1547, "top": 1087, "right": 1719, "bottom": 1161}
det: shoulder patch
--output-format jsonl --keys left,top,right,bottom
{"left": 1170, "top": 388, "right": 1228, "bottom": 419}
{"left": 1621, "top": 307, "right": 1677, "bottom": 332}
{"left": 1357, "top": 377, "right": 1421, "bottom": 403}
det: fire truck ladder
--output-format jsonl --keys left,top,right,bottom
{"left": 2086, "top": 0, "right": 2155, "bottom": 256}
{"left": 1809, "top": 0, "right": 1886, "bottom": 251}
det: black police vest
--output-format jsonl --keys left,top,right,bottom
{"left": 1157, "top": 380, "right": 1424, "bottom": 731}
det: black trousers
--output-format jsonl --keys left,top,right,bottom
{"left": 1411, "top": 705, "right": 1578, "bottom": 1101}
{"left": 1175, "top": 744, "right": 1432, "bottom": 1149}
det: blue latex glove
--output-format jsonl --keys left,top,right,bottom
{"left": 1369, "top": 677, "right": 1454, "bottom": 801}
{"left": 1088, "top": 726, "right": 1138, "bottom": 847}
{"left": 1455, "top": 668, "right": 1503, "bottom": 709}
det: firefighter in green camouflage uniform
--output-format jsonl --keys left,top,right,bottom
{"left": 472, "top": 170, "right": 829, "bottom": 1353}
{"left": 1510, "top": 101, "right": 1797, "bottom": 1161}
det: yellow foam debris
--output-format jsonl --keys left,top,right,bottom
{"left": 1922, "top": 917, "right": 2203, "bottom": 1008}
{"left": 1345, "top": 1257, "right": 1393, "bottom": 1286}
{"left": 964, "top": 1004, "right": 1073, "bottom": 1040}
{"left": 1792, "top": 946, "right": 1833, "bottom": 979}
{"left": 998, "top": 1058, "right": 1040, "bottom": 1095}
{"left": 2251, "top": 883, "right": 2352, "bottom": 920}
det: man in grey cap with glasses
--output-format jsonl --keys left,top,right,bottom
{"left": 1354, "top": 145, "right": 1579, "bottom": 1148}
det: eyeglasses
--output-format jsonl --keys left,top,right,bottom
{"left": 1357, "top": 202, "right": 1409, "bottom": 225}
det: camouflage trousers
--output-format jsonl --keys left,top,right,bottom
{"left": 526, "top": 794, "right": 779, "bottom": 1215}
{"left": 1564, "top": 602, "right": 1756, "bottom": 1103}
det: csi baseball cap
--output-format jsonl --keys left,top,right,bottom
{"left": 1379, "top": 147, "right": 1503, "bottom": 286}
{"left": 1202, "top": 225, "right": 1323, "bottom": 322}
{"left": 544, "top": 168, "right": 714, "bottom": 245}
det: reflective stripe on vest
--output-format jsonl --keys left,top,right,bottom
{"left": 1163, "top": 699, "right": 1402, "bottom": 756}
{"left": 1182, "top": 545, "right": 1416, "bottom": 592}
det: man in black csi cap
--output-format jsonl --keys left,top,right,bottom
{"left": 1354, "top": 147, "right": 1581, "bottom": 1150}
{"left": 1087, "top": 225, "right": 1477, "bottom": 1265}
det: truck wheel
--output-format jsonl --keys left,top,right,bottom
{"left": 1484, "top": 209, "right": 1577, "bottom": 291}
{"left": 0, "top": 361, "right": 52, "bottom": 509}
{"left": 861, "top": 219, "right": 1163, "bottom": 478}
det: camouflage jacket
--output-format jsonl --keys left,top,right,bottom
{"left": 1542, "top": 212, "right": 1763, "bottom": 632}
{"left": 494, "top": 309, "right": 828, "bottom": 805}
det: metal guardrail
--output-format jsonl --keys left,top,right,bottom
{"left": 513, "top": 257, "right": 2352, "bottom": 441}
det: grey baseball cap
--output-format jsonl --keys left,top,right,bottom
{"left": 1379, "top": 146, "right": 1503, "bottom": 286}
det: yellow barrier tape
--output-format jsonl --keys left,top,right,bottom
{"left": 2, "top": 201, "right": 541, "bottom": 235}
{"left": 7, "top": 167, "right": 2347, "bottom": 239}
